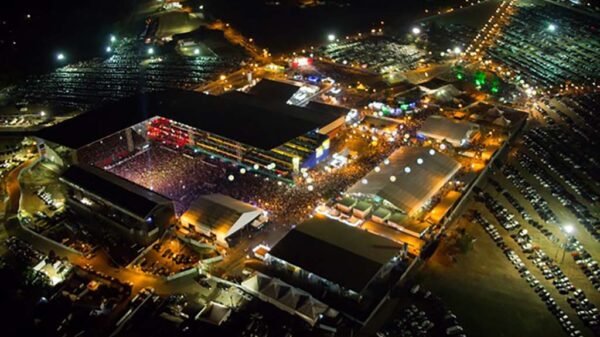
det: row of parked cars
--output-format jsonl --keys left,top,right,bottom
{"left": 377, "top": 284, "right": 466, "bottom": 337}
{"left": 502, "top": 166, "right": 558, "bottom": 225}
{"left": 497, "top": 164, "right": 600, "bottom": 293}
{"left": 14, "top": 39, "right": 238, "bottom": 110}
{"left": 523, "top": 128, "right": 600, "bottom": 242}
{"left": 473, "top": 213, "right": 584, "bottom": 337}
{"left": 489, "top": 179, "right": 555, "bottom": 241}
{"left": 477, "top": 186, "right": 600, "bottom": 334}
{"left": 488, "top": 4, "right": 600, "bottom": 87}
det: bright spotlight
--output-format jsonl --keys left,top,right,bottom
{"left": 147, "top": 47, "right": 154, "bottom": 55}
{"left": 564, "top": 224, "right": 574, "bottom": 234}
{"left": 56, "top": 53, "right": 65, "bottom": 61}
{"left": 327, "top": 34, "right": 336, "bottom": 42}
{"left": 194, "top": 48, "right": 200, "bottom": 55}
{"left": 412, "top": 27, "right": 421, "bottom": 35}
{"left": 110, "top": 35, "right": 117, "bottom": 43}
{"left": 453, "top": 46, "right": 462, "bottom": 54}
{"left": 547, "top": 23, "right": 557, "bottom": 32}
{"left": 106, "top": 46, "right": 112, "bottom": 53}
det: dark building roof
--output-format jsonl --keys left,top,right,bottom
{"left": 419, "top": 78, "right": 452, "bottom": 91}
{"left": 305, "top": 101, "right": 349, "bottom": 118}
{"left": 269, "top": 216, "right": 401, "bottom": 293}
{"left": 60, "top": 164, "right": 172, "bottom": 219}
{"left": 223, "top": 91, "right": 343, "bottom": 130}
{"left": 37, "top": 90, "right": 344, "bottom": 150}
{"left": 247, "top": 79, "right": 300, "bottom": 102}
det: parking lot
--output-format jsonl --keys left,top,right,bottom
{"left": 316, "top": 35, "right": 429, "bottom": 76}
{"left": 11, "top": 39, "right": 241, "bottom": 110}
{"left": 487, "top": 1, "right": 600, "bottom": 88}
{"left": 131, "top": 234, "right": 209, "bottom": 277}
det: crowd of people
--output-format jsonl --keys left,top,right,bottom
{"left": 87, "top": 113, "right": 426, "bottom": 226}
{"left": 104, "top": 145, "right": 226, "bottom": 214}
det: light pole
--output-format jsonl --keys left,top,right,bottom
{"left": 559, "top": 224, "right": 574, "bottom": 264}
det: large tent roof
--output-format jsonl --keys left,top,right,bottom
{"left": 269, "top": 216, "right": 402, "bottom": 293}
{"left": 181, "top": 194, "right": 262, "bottom": 239}
{"left": 347, "top": 147, "right": 461, "bottom": 215}
{"left": 241, "top": 272, "right": 328, "bottom": 326}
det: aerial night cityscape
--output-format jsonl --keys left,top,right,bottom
{"left": 1, "top": 0, "right": 599, "bottom": 336}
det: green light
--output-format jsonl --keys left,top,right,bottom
{"left": 474, "top": 70, "right": 486, "bottom": 85}
{"left": 400, "top": 103, "right": 409, "bottom": 110}
{"left": 457, "top": 73, "right": 464, "bottom": 80}
{"left": 491, "top": 87, "right": 499, "bottom": 93}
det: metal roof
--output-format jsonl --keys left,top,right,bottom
{"left": 269, "top": 216, "right": 401, "bottom": 293}
{"left": 181, "top": 194, "right": 262, "bottom": 239}
{"left": 37, "top": 89, "right": 346, "bottom": 150}
{"left": 347, "top": 147, "right": 461, "bottom": 215}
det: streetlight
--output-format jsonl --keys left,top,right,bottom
{"left": 411, "top": 27, "right": 421, "bottom": 35}
{"left": 110, "top": 34, "right": 117, "bottom": 43}
{"left": 557, "top": 224, "right": 574, "bottom": 264}
{"left": 147, "top": 47, "right": 154, "bottom": 55}
{"left": 194, "top": 48, "right": 200, "bottom": 55}
{"left": 327, "top": 34, "right": 336, "bottom": 42}
{"left": 564, "top": 224, "right": 574, "bottom": 234}
{"left": 56, "top": 53, "right": 65, "bottom": 61}
{"left": 547, "top": 23, "right": 556, "bottom": 32}
{"left": 106, "top": 46, "right": 112, "bottom": 53}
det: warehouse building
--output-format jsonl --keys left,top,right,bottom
{"left": 60, "top": 164, "right": 176, "bottom": 245}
